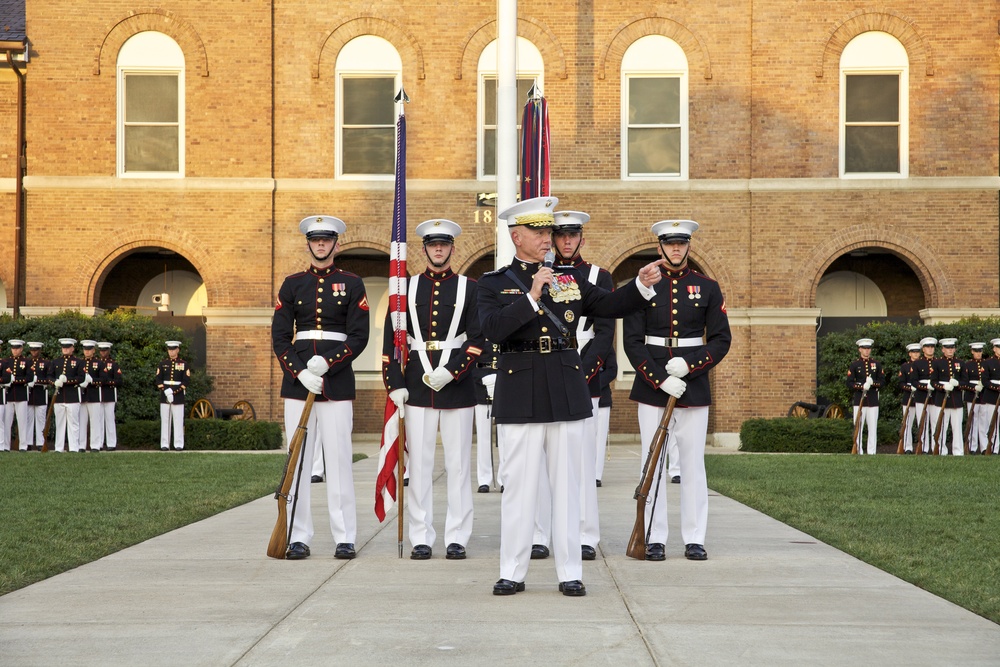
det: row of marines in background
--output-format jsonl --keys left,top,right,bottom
{"left": 848, "top": 336, "right": 1000, "bottom": 455}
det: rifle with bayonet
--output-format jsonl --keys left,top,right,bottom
{"left": 267, "top": 393, "right": 316, "bottom": 559}
{"left": 626, "top": 396, "right": 676, "bottom": 560}
{"left": 897, "top": 392, "right": 914, "bottom": 455}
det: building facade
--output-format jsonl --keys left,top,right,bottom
{"left": 1, "top": 1, "right": 998, "bottom": 442}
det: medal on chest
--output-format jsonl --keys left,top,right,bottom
{"left": 550, "top": 273, "right": 581, "bottom": 303}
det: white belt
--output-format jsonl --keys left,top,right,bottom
{"left": 296, "top": 331, "right": 347, "bottom": 342}
{"left": 645, "top": 335, "right": 704, "bottom": 348}
{"left": 408, "top": 333, "right": 467, "bottom": 351}
{"left": 163, "top": 381, "right": 183, "bottom": 387}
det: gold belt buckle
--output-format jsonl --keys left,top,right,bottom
{"left": 666, "top": 337, "right": 678, "bottom": 348}
{"left": 425, "top": 341, "right": 440, "bottom": 351}
{"left": 538, "top": 336, "right": 552, "bottom": 354}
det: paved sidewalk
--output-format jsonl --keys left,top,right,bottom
{"left": 1, "top": 439, "right": 998, "bottom": 666}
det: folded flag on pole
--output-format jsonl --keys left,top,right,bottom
{"left": 520, "top": 85, "right": 550, "bottom": 199}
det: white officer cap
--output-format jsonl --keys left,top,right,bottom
{"left": 165, "top": 340, "right": 181, "bottom": 348}
{"left": 500, "top": 196, "right": 558, "bottom": 228}
{"left": 81, "top": 340, "right": 96, "bottom": 348}
{"left": 27, "top": 341, "right": 42, "bottom": 349}
{"left": 59, "top": 338, "right": 77, "bottom": 347}
{"left": 906, "top": 343, "right": 921, "bottom": 352}
{"left": 856, "top": 338, "right": 873, "bottom": 348}
{"left": 97, "top": 342, "right": 113, "bottom": 349}
{"left": 970, "top": 342, "right": 985, "bottom": 351}
{"left": 652, "top": 219, "right": 699, "bottom": 242}
{"left": 939, "top": 338, "right": 957, "bottom": 347}
{"left": 919, "top": 337, "right": 938, "bottom": 347}
{"left": 992, "top": 338, "right": 1000, "bottom": 347}
{"left": 415, "top": 219, "right": 461, "bottom": 244}
{"left": 552, "top": 210, "right": 590, "bottom": 231}
{"left": 298, "top": 215, "right": 346, "bottom": 239}
{"left": 8, "top": 339, "right": 24, "bottom": 347}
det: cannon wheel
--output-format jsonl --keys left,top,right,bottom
{"left": 786, "top": 402, "right": 812, "bottom": 418}
{"left": 190, "top": 398, "right": 216, "bottom": 419}
{"left": 232, "top": 400, "right": 256, "bottom": 421}
{"left": 822, "top": 404, "right": 846, "bottom": 419}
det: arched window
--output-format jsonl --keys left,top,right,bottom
{"left": 621, "top": 35, "right": 688, "bottom": 180}
{"left": 117, "top": 32, "right": 185, "bottom": 177}
{"left": 840, "top": 32, "right": 909, "bottom": 178}
{"left": 335, "top": 36, "right": 402, "bottom": 179}
{"left": 477, "top": 37, "right": 543, "bottom": 180}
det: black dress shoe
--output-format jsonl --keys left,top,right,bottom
{"left": 410, "top": 544, "right": 432, "bottom": 560}
{"left": 285, "top": 542, "right": 310, "bottom": 560}
{"left": 581, "top": 545, "right": 597, "bottom": 561}
{"left": 334, "top": 543, "right": 356, "bottom": 560}
{"left": 645, "top": 543, "right": 666, "bottom": 561}
{"left": 493, "top": 578, "right": 525, "bottom": 595}
{"left": 596, "top": 479, "right": 602, "bottom": 487}
{"left": 558, "top": 580, "right": 587, "bottom": 596}
{"left": 478, "top": 484, "right": 489, "bottom": 493}
{"left": 446, "top": 543, "right": 467, "bottom": 560}
{"left": 530, "top": 544, "right": 550, "bottom": 559}
{"left": 311, "top": 475, "right": 324, "bottom": 483}
{"left": 684, "top": 543, "right": 708, "bottom": 561}
{"left": 671, "top": 475, "right": 681, "bottom": 484}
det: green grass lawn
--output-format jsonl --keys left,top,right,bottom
{"left": 706, "top": 453, "right": 1000, "bottom": 625}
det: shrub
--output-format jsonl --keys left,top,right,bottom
{"left": 740, "top": 417, "right": 899, "bottom": 453}
{"left": 117, "top": 419, "right": 283, "bottom": 451}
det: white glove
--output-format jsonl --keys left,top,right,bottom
{"left": 54, "top": 375, "right": 66, "bottom": 388}
{"left": 296, "top": 368, "right": 324, "bottom": 394}
{"left": 307, "top": 355, "right": 330, "bottom": 376}
{"left": 949, "top": 378, "right": 960, "bottom": 389}
{"left": 482, "top": 373, "right": 497, "bottom": 400}
{"left": 975, "top": 381, "right": 983, "bottom": 393}
{"left": 389, "top": 388, "right": 408, "bottom": 411}
{"left": 660, "top": 376, "right": 687, "bottom": 398}
{"left": 863, "top": 376, "right": 873, "bottom": 391}
{"left": 164, "top": 388, "right": 174, "bottom": 403}
{"left": 424, "top": 366, "right": 454, "bottom": 392}
{"left": 28, "top": 375, "right": 36, "bottom": 389}
{"left": 942, "top": 383, "right": 952, "bottom": 394}
{"left": 666, "top": 357, "right": 689, "bottom": 378}
{"left": 81, "top": 374, "right": 93, "bottom": 388}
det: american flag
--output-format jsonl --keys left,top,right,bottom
{"left": 520, "top": 87, "right": 550, "bottom": 199}
{"left": 375, "top": 109, "right": 407, "bottom": 522}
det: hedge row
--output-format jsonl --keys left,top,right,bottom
{"left": 116, "top": 419, "right": 283, "bottom": 451}
{"left": 739, "top": 417, "right": 900, "bottom": 453}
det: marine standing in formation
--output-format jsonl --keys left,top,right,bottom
{"left": 272, "top": 215, "right": 370, "bottom": 561}
{"left": 623, "top": 219, "right": 731, "bottom": 562}
{"left": 382, "top": 219, "right": 483, "bottom": 561}
{"left": 1, "top": 340, "right": 31, "bottom": 451}
{"left": 155, "top": 341, "right": 189, "bottom": 451}
{"left": 846, "top": 338, "right": 884, "bottom": 455}
{"left": 50, "top": 338, "right": 85, "bottom": 452}
{"left": 931, "top": 338, "right": 966, "bottom": 455}
{"left": 897, "top": 342, "right": 922, "bottom": 454}
{"left": 96, "top": 342, "right": 123, "bottom": 451}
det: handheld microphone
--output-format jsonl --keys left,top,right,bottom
{"left": 542, "top": 251, "right": 555, "bottom": 295}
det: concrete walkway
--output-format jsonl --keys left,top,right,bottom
{"left": 1, "top": 439, "right": 998, "bottom": 666}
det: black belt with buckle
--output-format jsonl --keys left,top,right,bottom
{"left": 499, "top": 336, "right": 578, "bottom": 354}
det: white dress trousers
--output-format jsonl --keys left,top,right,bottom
{"left": 53, "top": 402, "right": 81, "bottom": 452}
{"left": 474, "top": 403, "right": 496, "bottom": 487}
{"left": 936, "top": 407, "right": 963, "bottom": 456}
{"left": 101, "top": 401, "right": 117, "bottom": 449}
{"left": 159, "top": 403, "right": 185, "bottom": 450}
{"left": 594, "top": 405, "right": 611, "bottom": 482}
{"left": 852, "top": 406, "right": 879, "bottom": 455}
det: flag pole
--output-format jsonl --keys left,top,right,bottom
{"left": 495, "top": 0, "right": 518, "bottom": 268}
{"left": 394, "top": 86, "right": 409, "bottom": 559}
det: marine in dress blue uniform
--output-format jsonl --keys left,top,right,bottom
{"left": 155, "top": 341, "right": 189, "bottom": 450}
{"left": 49, "top": 338, "right": 86, "bottom": 452}
{"left": 97, "top": 342, "right": 123, "bottom": 451}
{"left": 478, "top": 196, "right": 664, "bottom": 596}
{"left": 623, "top": 219, "right": 732, "bottom": 562}
{"left": 272, "top": 215, "right": 370, "bottom": 561}
{"left": 930, "top": 338, "right": 967, "bottom": 455}
{"left": 25, "top": 342, "right": 49, "bottom": 450}
{"left": 982, "top": 339, "right": 1000, "bottom": 455}
{"left": 1, "top": 340, "right": 31, "bottom": 451}
{"left": 382, "top": 219, "right": 483, "bottom": 560}
{"left": 846, "top": 338, "right": 885, "bottom": 455}
{"left": 897, "top": 343, "right": 922, "bottom": 453}
{"left": 963, "top": 342, "right": 987, "bottom": 454}
{"left": 78, "top": 341, "right": 101, "bottom": 451}
{"left": 910, "top": 337, "right": 938, "bottom": 454}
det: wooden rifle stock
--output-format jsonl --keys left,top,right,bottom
{"left": 963, "top": 394, "right": 977, "bottom": 455}
{"left": 986, "top": 392, "right": 1000, "bottom": 456}
{"left": 626, "top": 396, "right": 677, "bottom": 560}
{"left": 851, "top": 389, "right": 867, "bottom": 455}
{"left": 932, "top": 391, "right": 948, "bottom": 456}
{"left": 914, "top": 390, "right": 932, "bottom": 456}
{"left": 897, "top": 393, "right": 914, "bottom": 455}
{"left": 41, "top": 387, "right": 58, "bottom": 452}
{"left": 266, "top": 393, "right": 316, "bottom": 559}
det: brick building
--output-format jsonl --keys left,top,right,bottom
{"left": 1, "top": 2, "right": 998, "bottom": 443}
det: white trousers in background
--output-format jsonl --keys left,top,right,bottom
{"left": 637, "top": 403, "right": 709, "bottom": 547}
{"left": 852, "top": 406, "right": 879, "bottom": 455}
{"left": 936, "top": 407, "right": 963, "bottom": 455}
{"left": 902, "top": 401, "right": 917, "bottom": 452}
{"left": 498, "top": 420, "right": 583, "bottom": 584}
{"left": 474, "top": 403, "right": 497, "bottom": 487}
{"left": 160, "top": 403, "right": 185, "bottom": 450}
{"left": 594, "top": 405, "right": 611, "bottom": 482}
{"left": 27, "top": 403, "right": 46, "bottom": 448}
{"left": 404, "top": 405, "right": 474, "bottom": 548}
{"left": 53, "top": 403, "right": 81, "bottom": 452}
{"left": 284, "top": 399, "right": 357, "bottom": 547}
{"left": 0, "top": 403, "right": 7, "bottom": 450}
{"left": 4, "top": 401, "right": 29, "bottom": 450}
{"left": 101, "top": 402, "right": 118, "bottom": 449}
{"left": 79, "top": 401, "right": 90, "bottom": 450}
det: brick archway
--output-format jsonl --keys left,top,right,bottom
{"left": 313, "top": 15, "right": 425, "bottom": 80}
{"left": 94, "top": 8, "right": 209, "bottom": 76}
{"left": 454, "top": 17, "right": 568, "bottom": 81}
{"left": 815, "top": 9, "right": 934, "bottom": 78}
{"left": 598, "top": 16, "right": 713, "bottom": 81}
{"left": 798, "top": 227, "right": 943, "bottom": 310}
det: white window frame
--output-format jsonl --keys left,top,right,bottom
{"left": 116, "top": 31, "right": 185, "bottom": 178}
{"left": 335, "top": 36, "right": 402, "bottom": 180}
{"left": 839, "top": 31, "right": 909, "bottom": 179}
{"left": 477, "top": 37, "right": 543, "bottom": 181}
{"left": 621, "top": 35, "right": 688, "bottom": 181}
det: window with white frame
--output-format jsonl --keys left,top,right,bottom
{"left": 621, "top": 35, "right": 688, "bottom": 180}
{"left": 117, "top": 31, "right": 184, "bottom": 177}
{"left": 477, "top": 38, "right": 543, "bottom": 180}
{"left": 336, "top": 36, "right": 402, "bottom": 178}
{"left": 840, "top": 32, "right": 908, "bottom": 177}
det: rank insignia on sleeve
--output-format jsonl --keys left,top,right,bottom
{"left": 274, "top": 296, "right": 282, "bottom": 311}
{"left": 359, "top": 295, "right": 370, "bottom": 311}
